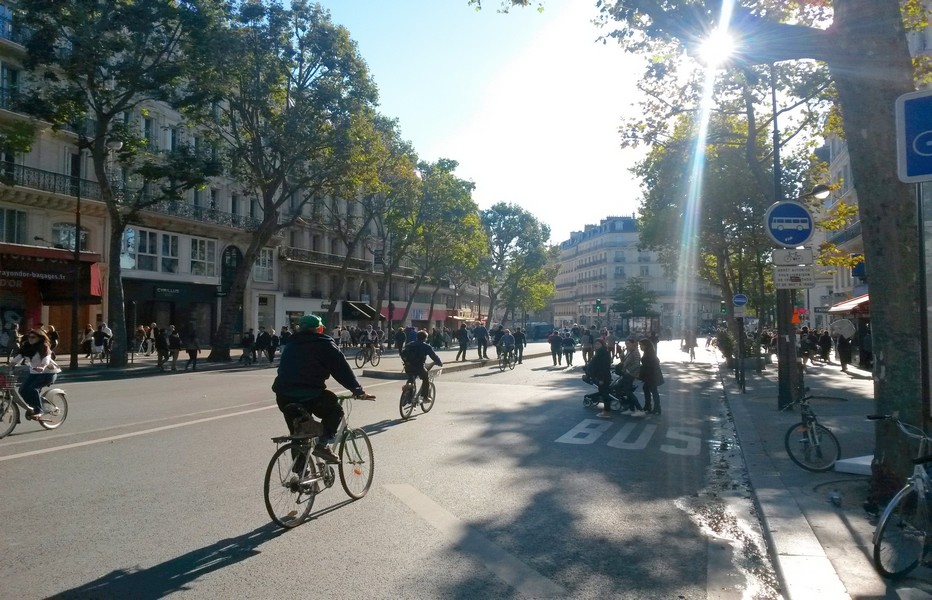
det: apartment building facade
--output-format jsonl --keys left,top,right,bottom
{"left": 554, "top": 216, "right": 721, "bottom": 338}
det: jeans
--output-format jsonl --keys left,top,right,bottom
{"left": 643, "top": 382, "right": 660, "bottom": 411}
{"left": 551, "top": 347, "right": 562, "bottom": 365}
{"left": 456, "top": 341, "right": 468, "bottom": 361}
{"left": 185, "top": 349, "right": 198, "bottom": 370}
{"left": 19, "top": 372, "right": 55, "bottom": 414}
{"left": 476, "top": 338, "right": 488, "bottom": 358}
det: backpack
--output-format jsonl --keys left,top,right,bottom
{"left": 400, "top": 342, "right": 413, "bottom": 363}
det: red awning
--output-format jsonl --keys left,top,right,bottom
{"left": 828, "top": 294, "right": 870, "bottom": 314}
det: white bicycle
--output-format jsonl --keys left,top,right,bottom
{"left": 0, "top": 364, "right": 68, "bottom": 439}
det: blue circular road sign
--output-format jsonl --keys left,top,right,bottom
{"left": 764, "top": 201, "right": 814, "bottom": 247}
{"left": 733, "top": 293, "right": 748, "bottom": 306}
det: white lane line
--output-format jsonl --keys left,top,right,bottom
{"left": 0, "top": 380, "right": 395, "bottom": 463}
{"left": 0, "top": 406, "right": 275, "bottom": 462}
{"left": 0, "top": 401, "right": 268, "bottom": 447}
{"left": 385, "top": 483, "right": 567, "bottom": 599}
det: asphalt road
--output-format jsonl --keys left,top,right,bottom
{"left": 0, "top": 342, "right": 759, "bottom": 599}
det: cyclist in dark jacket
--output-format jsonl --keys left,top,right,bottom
{"left": 401, "top": 330, "right": 443, "bottom": 400}
{"left": 272, "top": 314, "right": 374, "bottom": 463}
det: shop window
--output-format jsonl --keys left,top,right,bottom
{"left": 254, "top": 247, "right": 273, "bottom": 282}
{"left": 190, "top": 237, "right": 216, "bottom": 276}
{"left": 640, "top": 265, "right": 650, "bottom": 277}
{"left": 0, "top": 207, "right": 25, "bottom": 244}
{"left": 51, "top": 222, "right": 88, "bottom": 251}
{"left": 160, "top": 234, "right": 178, "bottom": 273}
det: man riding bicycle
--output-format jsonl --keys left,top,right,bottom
{"left": 401, "top": 330, "right": 443, "bottom": 402}
{"left": 498, "top": 329, "right": 516, "bottom": 363}
{"left": 272, "top": 314, "right": 374, "bottom": 464}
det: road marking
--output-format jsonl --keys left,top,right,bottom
{"left": 554, "top": 418, "right": 612, "bottom": 444}
{"left": 607, "top": 422, "right": 657, "bottom": 450}
{"left": 0, "top": 381, "right": 395, "bottom": 463}
{"left": 0, "top": 401, "right": 268, "bottom": 447}
{"left": 385, "top": 484, "right": 567, "bottom": 598}
{"left": 556, "top": 419, "right": 703, "bottom": 456}
{"left": 0, "top": 405, "right": 275, "bottom": 462}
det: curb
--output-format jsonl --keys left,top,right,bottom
{"left": 718, "top": 363, "right": 851, "bottom": 599}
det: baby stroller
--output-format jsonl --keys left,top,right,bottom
{"left": 581, "top": 368, "right": 640, "bottom": 412}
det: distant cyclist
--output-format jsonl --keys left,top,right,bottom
{"left": 401, "top": 330, "right": 443, "bottom": 402}
{"left": 498, "top": 328, "right": 516, "bottom": 362}
{"left": 272, "top": 314, "right": 374, "bottom": 464}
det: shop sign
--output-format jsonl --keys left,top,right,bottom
{"left": 154, "top": 286, "right": 182, "bottom": 299}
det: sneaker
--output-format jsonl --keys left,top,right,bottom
{"left": 312, "top": 445, "right": 340, "bottom": 464}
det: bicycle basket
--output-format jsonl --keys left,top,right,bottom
{"left": 428, "top": 368, "right": 442, "bottom": 381}
{"left": 0, "top": 372, "right": 16, "bottom": 389}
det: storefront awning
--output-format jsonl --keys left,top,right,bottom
{"left": 828, "top": 293, "right": 870, "bottom": 314}
{"left": 342, "top": 301, "right": 384, "bottom": 321}
{"left": 0, "top": 244, "right": 103, "bottom": 305}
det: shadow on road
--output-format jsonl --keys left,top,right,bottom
{"left": 51, "top": 523, "right": 285, "bottom": 600}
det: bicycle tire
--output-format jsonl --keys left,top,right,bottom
{"left": 370, "top": 350, "right": 381, "bottom": 367}
{"left": 399, "top": 385, "right": 415, "bottom": 420}
{"left": 874, "top": 483, "right": 929, "bottom": 578}
{"left": 354, "top": 350, "right": 367, "bottom": 369}
{"left": 784, "top": 422, "right": 840, "bottom": 472}
{"left": 508, "top": 353, "right": 517, "bottom": 370}
{"left": 421, "top": 382, "right": 436, "bottom": 413}
{"left": 0, "top": 390, "right": 18, "bottom": 439}
{"left": 37, "top": 390, "right": 67, "bottom": 430}
{"left": 498, "top": 355, "right": 506, "bottom": 372}
{"left": 264, "top": 442, "right": 316, "bottom": 528}
{"left": 339, "top": 427, "right": 374, "bottom": 499}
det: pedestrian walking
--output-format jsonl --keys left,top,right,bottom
{"left": 255, "top": 326, "right": 271, "bottom": 363}
{"left": 513, "top": 326, "right": 527, "bottom": 364}
{"left": 561, "top": 332, "right": 576, "bottom": 366}
{"left": 167, "top": 325, "right": 182, "bottom": 371}
{"left": 455, "top": 323, "right": 470, "bottom": 361}
{"left": 279, "top": 325, "right": 292, "bottom": 346}
{"left": 183, "top": 327, "right": 200, "bottom": 372}
{"left": 580, "top": 326, "right": 595, "bottom": 364}
{"left": 268, "top": 328, "right": 280, "bottom": 365}
{"left": 473, "top": 321, "right": 490, "bottom": 360}
{"left": 639, "top": 338, "right": 664, "bottom": 415}
{"left": 837, "top": 334, "right": 852, "bottom": 373}
{"left": 548, "top": 330, "right": 563, "bottom": 366}
{"left": 155, "top": 328, "right": 169, "bottom": 371}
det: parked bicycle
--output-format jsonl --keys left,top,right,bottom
{"left": 781, "top": 392, "right": 845, "bottom": 472}
{"left": 263, "top": 393, "right": 375, "bottom": 528}
{"left": 0, "top": 364, "right": 68, "bottom": 439}
{"left": 399, "top": 366, "right": 440, "bottom": 420}
{"left": 355, "top": 345, "right": 381, "bottom": 368}
{"left": 869, "top": 414, "right": 932, "bottom": 578}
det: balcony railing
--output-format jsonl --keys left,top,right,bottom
{"left": 827, "top": 220, "right": 862, "bottom": 247}
{"left": 1, "top": 162, "right": 260, "bottom": 231}
{"left": 279, "top": 246, "right": 371, "bottom": 271}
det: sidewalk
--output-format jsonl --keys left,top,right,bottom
{"left": 50, "top": 341, "right": 559, "bottom": 382}
{"left": 718, "top": 351, "right": 932, "bottom": 599}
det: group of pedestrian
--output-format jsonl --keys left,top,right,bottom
{"left": 240, "top": 325, "right": 289, "bottom": 366}
{"left": 586, "top": 334, "right": 665, "bottom": 418}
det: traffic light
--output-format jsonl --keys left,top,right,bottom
{"left": 720, "top": 301, "right": 726, "bottom": 313}
{"left": 595, "top": 298, "right": 602, "bottom": 312}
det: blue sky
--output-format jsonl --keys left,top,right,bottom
{"left": 318, "top": 0, "right": 646, "bottom": 243}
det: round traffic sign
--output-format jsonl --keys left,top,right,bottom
{"left": 733, "top": 293, "right": 748, "bottom": 306}
{"left": 764, "top": 201, "right": 814, "bottom": 247}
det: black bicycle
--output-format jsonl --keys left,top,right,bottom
{"left": 781, "top": 393, "right": 846, "bottom": 472}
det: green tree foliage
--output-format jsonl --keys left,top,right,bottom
{"left": 611, "top": 277, "right": 658, "bottom": 317}
{"left": 398, "top": 159, "right": 484, "bottom": 324}
{"left": 16, "top": 0, "right": 226, "bottom": 366}
{"left": 186, "top": 0, "right": 380, "bottom": 358}
{"left": 480, "top": 202, "right": 551, "bottom": 326}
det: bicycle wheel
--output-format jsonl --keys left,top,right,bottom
{"left": 0, "top": 390, "right": 18, "bottom": 439}
{"left": 874, "top": 483, "right": 929, "bottom": 578}
{"left": 399, "top": 385, "right": 415, "bottom": 420}
{"left": 420, "top": 382, "right": 436, "bottom": 414}
{"left": 339, "top": 427, "right": 374, "bottom": 499}
{"left": 370, "top": 350, "right": 381, "bottom": 367}
{"left": 784, "top": 422, "right": 840, "bottom": 472}
{"left": 264, "top": 442, "right": 316, "bottom": 528}
{"left": 38, "top": 390, "right": 67, "bottom": 430}
{"left": 508, "top": 352, "right": 517, "bottom": 370}
{"left": 498, "top": 354, "right": 506, "bottom": 372}
{"left": 355, "top": 350, "right": 367, "bottom": 369}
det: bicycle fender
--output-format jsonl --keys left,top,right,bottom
{"left": 43, "top": 388, "right": 66, "bottom": 400}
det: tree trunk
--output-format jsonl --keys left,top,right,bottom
{"left": 207, "top": 255, "right": 253, "bottom": 362}
{"left": 426, "top": 284, "right": 440, "bottom": 324}
{"left": 400, "top": 274, "right": 425, "bottom": 326}
{"left": 106, "top": 217, "right": 128, "bottom": 367}
{"left": 831, "top": 1, "right": 920, "bottom": 485}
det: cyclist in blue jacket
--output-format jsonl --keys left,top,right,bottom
{"left": 401, "top": 330, "right": 443, "bottom": 402}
